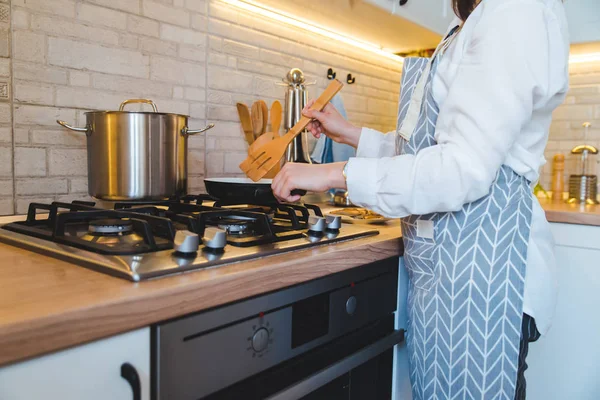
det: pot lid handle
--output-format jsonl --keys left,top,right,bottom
{"left": 119, "top": 99, "right": 158, "bottom": 112}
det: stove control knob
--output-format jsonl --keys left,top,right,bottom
{"left": 325, "top": 215, "right": 342, "bottom": 231}
{"left": 346, "top": 296, "right": 357, "bottom": 315}
{"left": 252, "top": 327, "right": 270, "bottom": 352}
{"left": 308, "top": 216, "right": 326, "bottom": 233}
{"left": 174, "top": 230, "right": 200, "bottom": 254}
{"left": 203, "top": 227, "right": 227, "bottom": 250}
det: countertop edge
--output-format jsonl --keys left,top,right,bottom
{"left": 544, "top": 208, "right": 600, "bottom": 226}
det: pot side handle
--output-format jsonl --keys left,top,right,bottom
{"left": 56, "top": 120, "right": 89, "bottom": 133}
{"left": 183, "top": 123, "right": 215, "bottom": 136}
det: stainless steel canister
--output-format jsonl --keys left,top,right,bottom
{"left": 283, "top": 68, "right": 312, "bottom": 164}
{"left": 56, "top": 99, "right": 214, "bottom": 201}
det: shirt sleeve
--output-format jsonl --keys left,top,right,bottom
{"left": 355, "top": 127, "right": 396, "bottom": 158}
{"left": 346, "top": 1, "right": 556, "bottom": 218}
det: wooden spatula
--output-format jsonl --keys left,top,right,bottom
{"left": 258, "top": 100, "right": 269, "bottom": 134}
{"left": 248, "top": 131, "right": 276, "bottom": 155}
{"left": 236, "top": 103, "right": 254, "bottom": 145}
{"left": 240, "top": 79, "right": 343, "bottom": 182}
{"left": 255, "top": 132, "right": 281, "bottom": 179}
{"left": 251, "top": 101, "right": 263, "bottom": 141}
{"left": 270, "top": 100, "right": 282, "bottom": 135}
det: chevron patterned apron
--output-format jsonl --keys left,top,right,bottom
{"left": 396, "top": 30, "right": 534, "bottom": 400}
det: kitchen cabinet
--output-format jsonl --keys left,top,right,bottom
{"left": 0, "top": 328, "right": 150, "bottom": 400}
{"left": 565, "top": 0, "right": 600, "bottom": 44}
{"left": 364, "top": 0, "right": 454, "bottom": 36}
{"left": 526, "top": 223, "right": 600, "bottom": 400}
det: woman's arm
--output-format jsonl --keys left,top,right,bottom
{"left": 347, "top": 0, "right": 563, "bottom": 218}
{"left": 355, "top": 128, "right": 397, "bottom": 158}
{"left": 302, "top": 102, "right": 396, "bottom": 158}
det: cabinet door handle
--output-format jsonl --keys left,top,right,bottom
{"left": 121, "top": 363, "right": 141, "bottom": 400}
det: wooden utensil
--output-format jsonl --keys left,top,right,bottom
{"left": 270, "top": 100, "right": 282, "bottom": 135}
{"left": 251, "top": 101, "right": 263, "bottom": 141}
{"left": 248, "top": 131, "right": 276, "bottom": 155}
{"left": 240, "top": 79, "right": 343, "bottom": 182}
{"left": 247, "top": 132, "right": 281, "bottom": 179}
{"left": 258, "top": 100, "right": 269, "bottom": 134}
{"left": 246, "top": 100, "right": 284, "bottom": 156}
{"left": 236, "top": 103, "right": 255, "bottom": 145}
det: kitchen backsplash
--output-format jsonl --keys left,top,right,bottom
{"left": 0, "top": 0, "right": 597, "bottom": 215}
{"left": 541, "top": 61, "right": 600, "bottom": 193}
{"left": 0, "top": 0, "right": 402, "bottom": 215}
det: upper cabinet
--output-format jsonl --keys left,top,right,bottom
{"left": 366, "top": 0, "right": 600, "bottom": 45}
{"left": 364, "top": 0, "right": 455, "bottom": 36}
{"left": 565, "top": 0, "right": 600, "bottom": 44}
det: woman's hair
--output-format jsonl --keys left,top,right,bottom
{"left": 454, "top": 0, "right": 564, "bottom": 20}
{"left": 452, "top": 0, "right": 478, "bottom": 20}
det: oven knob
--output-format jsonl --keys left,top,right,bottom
{"left": 203, "top": 227, "right": 227, "bottom": 250}
{"left": 252, "top": 327, "right": 270, "bottom": 352}
{"left": 308, "top": 216, "right": 326, "bottom": 233}
{"left": 346, "top": 296, "right": 357, "bottom": 315}
{"left": 173, "top": 230, "right": 200, "bottom": 254}
{"left": 325, "top": 215, "right": 342, "bottom": 231}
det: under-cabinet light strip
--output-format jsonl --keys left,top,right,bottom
{"left": 219, "top": 0, "right": 405, "bottom": 63}
{"left": 569, "top": 52, "right": 600, "bottom": 64}
{"left": 221, "top": 0, "right": 600, "bottom": 65}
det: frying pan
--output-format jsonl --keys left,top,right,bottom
{"left": 204, "top": 178, "right": 306, "bottom": 204}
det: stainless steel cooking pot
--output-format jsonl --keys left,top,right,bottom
{"left": 56, "top": 99, "right": 214, "bottom": 201}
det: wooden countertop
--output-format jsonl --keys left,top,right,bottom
{"left": 538, "top": 197, "right": 600, "bottom": 226}
{"left": 0, "top": 216, "right": 402, "bottom": 367}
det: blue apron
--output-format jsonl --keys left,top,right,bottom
{"left": 396, "top": 31, "right": 533, "bottom": 399}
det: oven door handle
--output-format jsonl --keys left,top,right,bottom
{"left": 266, "top": 329, "right": 405, "bottom": 400}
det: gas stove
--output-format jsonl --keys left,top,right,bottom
{"left": 0, "top": 196, "right": 379, "bottom": 281}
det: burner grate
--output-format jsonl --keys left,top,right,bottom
{"left": 3, "top": 201, "right": 176, "bottom": 255}
{"left": 3, "top": 198, "right": 328, "bottom": 252}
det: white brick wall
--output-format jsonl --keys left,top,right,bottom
{"left": 0, "top": 0, "right": 9, "bottom": 213}
{"left": 0, "top": 0, "right": 593, "bottom": 216}
{"left": 3, "top": 0, "right": 210, "bottom": 214}
{"left": 541, "top": 62, "right": 600, "bottom": 193}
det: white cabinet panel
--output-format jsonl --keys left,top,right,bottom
{"left": 365, "top": 0, "right": 454, "bottom": 35}
{"left": 527, "top": 224, "right": 600, "bottom": 400}
{"left": 565, "top": 0, "right": 600, "bottom": 44}
{"left": 393, "top": 257, "right": 413, "bottom": 400}
{"left": 0, "top": 328, "right": 150, "bottom": 400}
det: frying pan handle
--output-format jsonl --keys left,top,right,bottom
{"left": 119, "top": 99, "right": 158, "bottom": 112}
{"left": 182, "top": 123, "right": 215, "bottom": 136}
{"left": 291, "top": 189, "right": 307, "bottom": 197}
{"left": 56, "top": 120, "right": 89, "bottom": 133}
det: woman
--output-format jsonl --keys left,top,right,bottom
{"left": 272, "top": 0, "right": 569, "bottom": 398}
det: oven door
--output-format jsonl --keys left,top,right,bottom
{"left": 270, "top": 329, "right": 404, "bottom": 400}
{"left": 202, "top": 316, "right": 404, "bottom": 400}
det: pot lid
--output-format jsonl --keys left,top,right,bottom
{"left": 84, "top": 99, "right": 190, "bottom": 118}
{"left": 84, "top": 110, "right": 190, "bottom": 118}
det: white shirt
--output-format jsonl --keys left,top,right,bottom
{"left": 346, "top": 0, "right": 570, "bottom": 334}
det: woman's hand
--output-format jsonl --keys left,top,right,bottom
{"left": 303, "top": 100, "right": 361, "bottom": 148}
{"left": 272, "top": 162, "right": 347, "bottom": 203}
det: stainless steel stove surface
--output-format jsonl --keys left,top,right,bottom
{"left": 0, "top": 196, "right": 379, "bottom": 281}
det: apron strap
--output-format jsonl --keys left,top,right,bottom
{"left": 397, "top": 25, "right": 462, "bottom": 142}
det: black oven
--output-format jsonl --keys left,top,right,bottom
{"left": 152, "top": 257, "right": 403, "bottom": 400}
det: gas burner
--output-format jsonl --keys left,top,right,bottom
{"left": 211, "top": 216, "right": 256, "bottom": 236}
{"left": 80, "top": 230, "right": 146, "bottom": 247}
{"left": 88, "top": 219, "right": 133, "bottom": 235}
